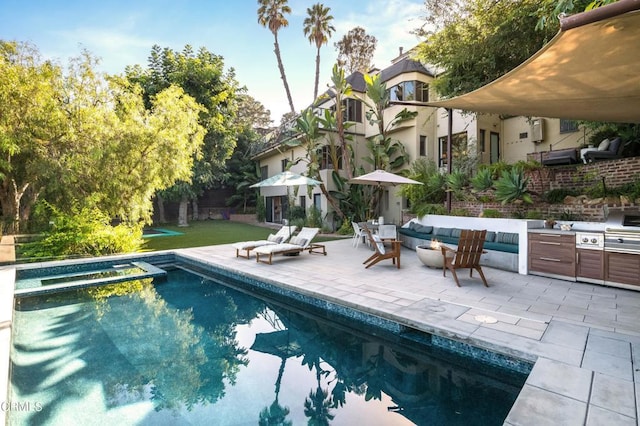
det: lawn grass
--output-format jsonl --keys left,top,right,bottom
{"left": 142, "top": 220, "right": 345, "bottom": 251}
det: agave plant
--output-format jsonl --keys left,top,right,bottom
{"left": 494, "top": 166, "right": 533, "bottom": 205}
{"left": 471, "top": 167, "right": 494, "bottom": 192}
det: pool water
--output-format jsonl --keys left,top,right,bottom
{"left": 10, "top": 268, "right": 527, "bottom": 425}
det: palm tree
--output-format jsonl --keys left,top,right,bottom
{"left": 258, "top": 0, "right": 296, "bottom": 114}
{"left": 303, "top": 3, "right": 335, "bottom": 101}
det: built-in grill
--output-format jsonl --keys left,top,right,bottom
{"left": 605, "top": 209, "right": 640, "bottom": 254}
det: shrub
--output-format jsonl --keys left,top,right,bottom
{"left": 400, "top": 159, "right": 446, "bottom": 214}
{"left": 525, "top": 210, "right": 545, "bottom": 220}
{"left": 412, "top": 203, "right": 447, "bottom": 217}
{"left": 447, "top": 171, "right": 470, "bottom": 201}
{"left": 306, "top": 206, "right": 323, "bottom": 228}
{"left": 494, "top": 166, "right": 533, "bottom": 205}
{"left": 558, "top": 209, "right": 581, "bottom": 221}
{"left": 337, "top": 219, "right": 353, "bottom": 235}
{"left": 543, "top": 188, "right": 579, "bottom": 204}
{"left": 471, "top": 167, "right": 493, "bottom": 192}
{"left": 22, "top": 204, "right": 143, "bottom": 260}
{"left": 480, "top": 209, "right": 502, "bottom": 218}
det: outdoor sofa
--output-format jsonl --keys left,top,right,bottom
{"left": 399, "top": 221, "right": 519, "bottom": 272}
{"left": 541, "top": 148, "right": 579, "bottom": 166}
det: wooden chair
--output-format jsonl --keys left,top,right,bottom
{"left": 441, "top": 229, "right": 489, "bottom": 287}
{"left": 362, "top": 225, "right": 401, "bottom": 269}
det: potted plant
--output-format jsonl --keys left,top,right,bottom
{"left": 544, "top": 218, "right": 556, "bottom": 229}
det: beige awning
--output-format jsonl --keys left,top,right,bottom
{"left": 427, "top": 0, "right": 640, "bottom": 123}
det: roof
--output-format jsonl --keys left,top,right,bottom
{"left": 378, "top": 58, "right": 434, "bottom": 83}
{"left": 426, "top": 0, "right": 640, "bottom": 123}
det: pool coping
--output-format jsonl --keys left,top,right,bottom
{"left": 2, "top": 243, "right": 639, "bottom": 425}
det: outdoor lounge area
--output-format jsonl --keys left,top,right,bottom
{"left": 398, "top": 214, "right": 530, "bottom": 274}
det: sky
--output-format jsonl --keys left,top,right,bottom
{"left": 2, "top": 0, "right": 427, "bottom": 125}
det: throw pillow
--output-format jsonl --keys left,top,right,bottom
{"left": 290, "top": 236, "right": 307, "bottom": 247}
{"left": 267, "top": 234, "right": 283, "bottom": 244}
{"left": 608, "top": 137, "right": 621, "bottom": 154}
{"left": 496, "top": 232, "right": 519, "bottom": 245}
{"left": 450, "top": 228, "right": 462, "bottom": 238}
{"left": 414, "top": 224, "right": 433, "bottom": 234}
{"left": 597, "top": 138, "right": 610, "bottom": 151}
{"left": 434, "top": 227, "right": 453, "bottom": 237}
{"left": 485, "top": 231, "right": 496, "bottom": 242}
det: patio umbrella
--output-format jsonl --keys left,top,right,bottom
{"left": 349, "top": 170, "right": 422, "bottom": 222}
{"left": 349, "top": 169, "right": 422, "bottom": 186}
{"left": 251, "top": 171, "right": 322, "bottom": 231}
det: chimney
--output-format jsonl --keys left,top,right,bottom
{"left": 399, "top": 46, "right": 403, "bottom": 56}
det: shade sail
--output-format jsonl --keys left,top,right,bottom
{"left": 349, "top": 169, "right": 422, "bottom": 186}
{"left": 426, "top": 0, "right": 640, "bottom": 123}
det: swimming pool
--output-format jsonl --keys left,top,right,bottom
{"left": 10, "top": 263, "right": 530, "bottom": 425}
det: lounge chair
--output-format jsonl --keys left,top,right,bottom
{"left": 362, "top": 226, "right": 401, "bottom": 269}
{"left": 584, "top": 136, "right": 624, "bottom": 162}
{"left": 232, "top": 225, "right": 297, "bottom": 259}
{"left": 254, "top": 227, "right": 325, "bottom": 264}
{"left": 441, "top": 229, "right": 489, "bottom": 287}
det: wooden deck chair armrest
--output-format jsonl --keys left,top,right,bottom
{"left": 441, "top": 246, "right": 454, "bottom": 254}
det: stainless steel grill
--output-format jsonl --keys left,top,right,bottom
{"left": 605, "top": 209, "right": 640, "bottom": 253}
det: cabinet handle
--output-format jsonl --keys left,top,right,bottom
{"left": 539, "top": 241, "right": 561, "bottom": 246}
{"left": 540, "top": 257, "right": 561, "bottom": 262}
{"left": 576, "top": 252, "right": 579, "bottom": 264}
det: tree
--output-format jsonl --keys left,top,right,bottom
{"left": 258, "top": 0, "right": 296, "bottom": 113}
{"left": 334, "top": 27, "right": 377, "bottom": 74}
{"left": 225, "top": 95, "right": 272, "bottom": 213}
{"left": 414, "top": 0, "right": 558, "bottom": 98}
{"left": 0, "top": 41, "right": 63, "bottom": 233}
{"left": 126, "top": 45, "right": 240, "bottom": 226}
{"left": 303, "top": 3, "right": 335, "bottom": 101}
{"left": 0, "top": 41, "right": 205, "bottom": 234}
{"left": 361, "top": 73, "right": 416, "bottom": 217}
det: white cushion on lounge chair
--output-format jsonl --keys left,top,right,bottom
{"left": 232, "top": 226, "right": 297, "bottom": 258}
{"left": 232, "top": 240, "right": 275, "bottom": 250}
{"left": 254, "top": 227, "right": 319, "bottom": 255}
{"left": 254, "top": 243, "right": 303, "bottom": 254}
{"left": 231, "top": 226, "right": 296, "bottom": 249}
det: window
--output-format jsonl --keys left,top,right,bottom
{"left": 417, "top": 82, "right": 429, "bottom": 102}
{"left": 345, "top": 98, "right": 362, "bottom": 122}
{"left": 560, "top": 119, "right": 579, "bottom": 134}
{"left": 438, "top": 132, "right": 468, "bottom": 168}
{"left": 281, "top": 159, "right": 288, "bottom": 172}
{"left": 419, "top": 135, "right": 427, "bottom": 156}
{"left": 479, "top": 129, "right": 486, "bottom": 153}
{"left": 330, "top": 98, "right": 362, "bottom": 123}
{"left": 320, "top": 145, "right": 343, "bottom": 170}
{"left": 389, "top": 81, "right": 429, "bottom": 102}
{"left": 260, "top": 165, "right": 268, "bottom": 180}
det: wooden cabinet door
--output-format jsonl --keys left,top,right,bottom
{"left": 528, "top": 232, "right": 576, "bottom": 278}
{"left": 576, "top": 249, "right": 604, "bottom": 281}
{"left": 605, "top": 252, "right": 640, "bottom": 286}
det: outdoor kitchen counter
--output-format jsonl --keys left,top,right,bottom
{"left": 528, "top": 228, "right": 577, "bottom": 235}
{"left": 528, "top": 229, "right": 577, "bottom": 280}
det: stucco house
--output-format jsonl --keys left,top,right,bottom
{"left": 251, "top": 50, "right": 588, "bottom": 229}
